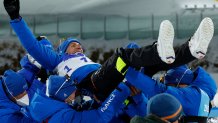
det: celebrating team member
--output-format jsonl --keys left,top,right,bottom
{"left": 3, "top": 0, "right": 214, "bottom": 102}
{"left": 125, "top": 65, "right": 217, "bottom": 122}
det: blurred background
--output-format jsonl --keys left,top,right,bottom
{"left": 0, "top": 0, "right": 218, "bottom": 84}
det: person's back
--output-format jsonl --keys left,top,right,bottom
{"left": 0, "top": 70, "right": 38, "bottom": 123}
{"left": 125, "top": 65, "right": 217, "bottom": 119}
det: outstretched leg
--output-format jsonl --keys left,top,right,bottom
{"left": 189, "top": 17, "right": 214, "bottom": 59}
{"left": 143, "top": 17, "right": 214, "bottom": 76}
{"left": 119, "top": 20, "right": 175, "bottom": 69}
{"left": 90, "top": 20, "right": 176, "bottom": 100}
{"left": 90, "top": 18, "right": 214, "bottom": 101}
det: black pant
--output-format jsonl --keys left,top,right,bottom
{"left": 81, "top": 41, "right": 195, "bottom": 101}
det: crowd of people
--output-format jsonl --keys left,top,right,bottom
{"left": 1, "top": 0, "right": 218, "bottom": 123}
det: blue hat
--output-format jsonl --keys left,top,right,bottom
{"left": 48, "top": 75, "right": 77, "bottom": 101}
{"left": 164, "top": 65, "right": 194, "bottom": 85}
{"left": 147, "top": 93, "right": 182, "bottom": 122}
{"left": 2, "top": 69, "right": 28, "bottom": 97}
{"left": 126, "top": 42, "right": 140, "bottom": 48}
{"left": 57, "top": 38, "right": 81, "bottom": 54}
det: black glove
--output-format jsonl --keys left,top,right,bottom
{"left": 3, "top": 0, "right": 20, "bottom": 20}
{"left": 36, "top": 36, "right": 47, "bottom": 41}
{"left": 36, "top": 68, "right": 48, "bottom": 84}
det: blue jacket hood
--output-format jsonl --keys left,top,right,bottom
{"left": 57, "top": 38, "right": 81, "bottom": 54}
{"left": 0, "top": 79, "right": 21, "bottom": 117}
{"left": 192, "top": 67, "right": 217, "bottom": 100}
{"left": 29, "top": 90, "right": 70, "bottom": 122}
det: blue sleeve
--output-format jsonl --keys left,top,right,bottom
{"left": 125, "top": 67, "right": 167, "bottom": 98}
{"left": 50, "top": 83, "right": 130, "bottom": 123}
{"left": 192, "top": 67, "right": 217, "bottom": 100}
{"left": 81, "top": 83, "right": 130, "bottom": 123}
{"left": 17, "top": 69, "right": 36, "bottom": 85}
{"left": 27, "top": 80, "right": 46, "bottom": 100}
{"left": 10, "top": 18, "right": 61, "bottom": 71}
{"left": 165, "top": 86, "right": 201, "bottom": 116}
{"left": 3, "top": 114, "right": 38, "bottom": 123}
{"left": 124, "top": 93, "right": 148, "bottom": 117}
{"left": 20, "top": 56, "right": 40, "bottom": 74}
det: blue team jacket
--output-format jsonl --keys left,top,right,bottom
{"left": 0, "top": 78, "right": 38, "bottom": 123}
{"left": 17, "top": 67, "right": 46, "bottom": 101}
{"left": 11, "top": 18, "right": 100, "bottom": 84}
{"left": 125, "top": 67, "right": 217, "bottom": 116}
{"left": 18, "top": 55, "right": 40, "bottom": 85}
{"left": 109, "top": 92, "right": 148, "bottom": 123}
{"left": 209, "top": 107, "right": 218, "bottom": 117}
{"left": 29, "top": 83, "right": 130, "bottom": 123}
{"left": 0, "top": 60, "right": 45, "bottom": 123}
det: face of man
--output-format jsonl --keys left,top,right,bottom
{"left": 13, "top": 91, "right": 29, "bottom": 106}
{"left": 65, "top": 90, "right": 77, "bottom": 104}
{"left": 66, "top": 42, "right": 83, "bottom": 54}
{"left": 14, "top": 91, "right": 27, "bottom": 100}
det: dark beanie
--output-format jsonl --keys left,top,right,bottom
{"left": 147, "top": 93, "right": 183, "bottom": 122}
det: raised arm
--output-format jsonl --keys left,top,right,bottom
{"left": 4, "top": 0, "right": 60, "bottom": 71}
{"left": 66, "top": 83, "right": 131, "bottom": 123}
{"left": 30, "top": 83, "right": 130, "bottom": 123}
{"left": 125, "top": 67, "right": 166, "bottom": 98}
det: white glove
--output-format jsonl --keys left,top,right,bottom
{"left": 27, "top": 54, "right": 42, "bottom": 69}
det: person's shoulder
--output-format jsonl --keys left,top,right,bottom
{"left": 130, "top": 115, "right": 148, "bottom": 123}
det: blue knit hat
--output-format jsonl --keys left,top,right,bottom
{"left": 2, "top": 69, "right": 28, "bottom": 97}
{"left": 57, "top": 38, "right": 81, "bottom": 54}
{"left": 164, "top": 65, "right": 194, "bottom": 85}
{"left": 48, "top": 75, "right": 77, "bottom": 101}
{"left": 126, "top": 42, "right": 140, "bottom": 48}
{"left": 147, "top": 93, "right": 183, "bottom": 122}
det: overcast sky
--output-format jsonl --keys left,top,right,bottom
{"left": 0, "top": 0, "right": 173, "bottom": 15}
{"left": 0, "top": 0, "right": 217, "bottom": 16}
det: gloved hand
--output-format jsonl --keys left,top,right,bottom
{"left": 27, "top": 54, "right": 42, "bottom": 69}
{"left": 3, "top": 0, "right": 20, "bottom": 20}
{"left": 124, "top": 81, "right": 141, "bottom": 96}
{"left": 20, "top": 55, "right": 40, "bottom": 74}
{"left": 36, "top": 68, "right": 48, "bottom": 84}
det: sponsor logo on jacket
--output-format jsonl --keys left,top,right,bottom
{"left": 100, "top": 94, "right": 116, "bottom": 112}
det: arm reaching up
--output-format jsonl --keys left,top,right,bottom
{"left": 3, "top": 0, "right": 61, "bottom": 71}
{"left": 4, "top": 0, "right": 20, "bottom": 20}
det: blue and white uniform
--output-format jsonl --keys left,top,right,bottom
{"left": 11, "top": 18, "right": 100, "bottom": 85}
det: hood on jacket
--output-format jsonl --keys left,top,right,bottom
{"left": 0, "top": 78, "right": 21, "bottom": 117}
{"left": 191, "top": 67, "right": 217, "bottom": 100}
{"left": 29, "top": 90, "right": 70, "bottom": 122}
